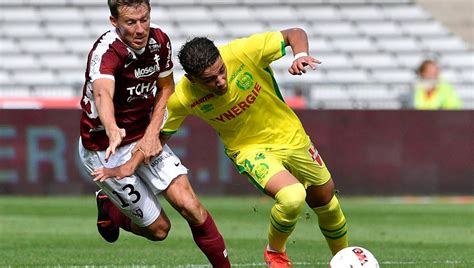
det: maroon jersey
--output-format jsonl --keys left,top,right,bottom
{"left": 80, "top": 26, "right": 173, "bottom": 151}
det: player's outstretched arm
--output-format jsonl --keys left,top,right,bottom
{"left": 91, "top": 149, "right": 145, "bottom": 182}
{"left": 136, "top": 74, "right": 175, "bottom": 164}
{"left": 91, "top": 134, "right": 173, "bottom": 182}
{"left": 281, "top": 28, "right": 321, "bottom": 75}
{"left": 93, "top": 78, "right": 126, "bottom": 162}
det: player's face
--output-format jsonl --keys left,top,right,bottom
{"left": 193, "top": 57, "right": 228, "bottom": 95}
{"left": 110, "top": 4, "right": 150, "bottom": 50}
{"left": 420, "top": 63, "right": 439, "bottom": 80}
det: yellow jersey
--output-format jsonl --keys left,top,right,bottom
{"left": 162, "top": 31, "right": 309, "bottom": 153}
{"left": 414, "top": 81, "right": 463, "bottom": 110}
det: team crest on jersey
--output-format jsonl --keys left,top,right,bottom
{"left": 236, "top": 72, "right": 254, "bottom": 91}
{"left": 148, "top": 38, "right": 161, "bottom": 53}
{"left": 199, "top": 103, "right": 214, "bottom": 113}
{"left": 131, "top": 208, "right": 143, "bottom": 219}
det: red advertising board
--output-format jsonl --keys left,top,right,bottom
{"left": 0, "top": 109, "right": 472, "bottom": 195}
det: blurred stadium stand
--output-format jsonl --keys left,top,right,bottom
{"left": 0, "top": 0, "right": 473, "bottom": 109}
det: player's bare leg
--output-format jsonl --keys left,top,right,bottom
{"left": 263, "top": 170, "right": 306, "bottom": 267}
{"left": 97, "top": 190, "right": 172, "bottom": 241}
{"left": 306, "top": 178, "right": 348, "bottom": 255}
{"left": 163, "top": 174, "right": 230, "bottom": 267}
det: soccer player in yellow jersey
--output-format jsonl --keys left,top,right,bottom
{"left": 93, "top": 28, "right": 349, "bottom": 267}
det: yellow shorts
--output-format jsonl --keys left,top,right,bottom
{"left": 229, "top": 140, "right": 332, "bottom": 192}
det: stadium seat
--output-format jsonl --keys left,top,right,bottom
{"left": 212, "top": 6, "right": 253, "bottom": 21}
{"left": 316, "top": 53, "right": 353, "bottom": 69}
{"left": 371, "top": 69, "right": 417, "bottom": 83}
{"left": 332, "top": 37, "right": 376, "bottom": 52}
{"left": 2, "top": 23, "right": 45, "bottom": 38}
{"left": 45, "top": 23, "right": 90, "bottom": 39}
{"left": 441, "top": 52, "right": 474, "bottom": 68}
{"left": 352, "top": 53, "right": 397, "bottom": 69}
{"left": 19, "top": 38, "right": 63, "bottom": 54}
{"left": 1, "top": 7, "right": 40, "bottom": 23}
{"left": 376, "top": 37, "right": 422, "bottom": 52}
{"left": 401, "top": 21, "right": 449, "bottom": 36}
{"left": 326, "top": 69, "right": 369, "bottom": 83}
{"left": 294, "top": 6, "right": 341, "bottom": 22}
{"left": 252, "top": 6, "right": 298, "bottom": 22}
{"left": 81, "top": 7, "right": 110, "bottom": 22}
{"left": 39, "top": 7, "right": 84, "bottom": 22}
{"left": 222, "top": 22, "right": 266, "bottom": 38}
{"left": 12, "top": 70, "right": 56, "bottom": 86}
{"left": 178, "top": 22, "right": 223, "bottom": 38}
{"left": 382, "top": 5, "right": 430, "bottom": 21}
{"left": 0, "top": 38, "right": 17, "bottom": 54}
{"left": 1, "top": 55, "right": 40, "bottom": 70}
{"left": 167, "top": 6, "right": 213, "bottom": 22}
{"left": 311, "top": 22, "right": 359, "bottom": 37}
{"left": 39, "top": 54, "right": 84, "bottom": 70}
{"left": 356, "top": 22, "right": 403, "bottom": 37}
{"left": 339, "top": 6, "right": 385, "bottom": 21}
{"left": 420, "top": 36, "right": 469, "bottom": 52}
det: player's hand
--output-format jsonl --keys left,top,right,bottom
{"left": 135, "top": 133, "right": 162, "bottom": 165}
{"left": 288, "top": 55, "right": 321, "bottom": 75}
{"left": 105, "top": 127, "right": 126, "bottom": 162}
{"left": 91, "top": 164, "right": 133, "bottom": 182}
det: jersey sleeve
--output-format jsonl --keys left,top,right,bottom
{"left": 236, "top": 31, "right": 286, "bottom": 68}
{"left": 155, "top": 29, "right": 174, "bottom": 78}
{"left": 161, "top": 90, "right": 190, "bottom": 135}
{"left": 89, "top": 46, "right": 121, "bottom": 82}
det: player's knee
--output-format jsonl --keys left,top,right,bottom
{"left": 147, "top": 224, "right": 170, "bottom": 241}
{"left": 179, "top": 198, "right": 207, "bottom": 225}
{"left": 274, "top": 183, "right": 307, "bottom": 219}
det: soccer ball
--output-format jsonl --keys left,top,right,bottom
{"left": 329, "top": 246, "right": 379, "bottom": 268}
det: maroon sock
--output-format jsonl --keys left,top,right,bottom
{"left": 189, "top": 212, "right": 230, "bottom": 267}
{"left": 104, "top": 200, "right": 132, "bottom": 232}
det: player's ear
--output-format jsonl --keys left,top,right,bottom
{"left": 110, "top": 16, "right": 118, "bottom": 28}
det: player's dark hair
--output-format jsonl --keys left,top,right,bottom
{"left": 178, "top": 37, "right": 220, "bottom": 76}
{"left": 108, "top": 0, "right": 151, "bottom": 18}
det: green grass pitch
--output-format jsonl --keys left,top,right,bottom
{"left": 0, "top": 196, "right": 472, "bottom": 267}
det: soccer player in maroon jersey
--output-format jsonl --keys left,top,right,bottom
{"left": 77, "top": 1, "right": 230, "bottom": 266}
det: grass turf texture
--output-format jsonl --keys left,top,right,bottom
{"left": 0, "top": 196, "right": 472, "bottom": 267}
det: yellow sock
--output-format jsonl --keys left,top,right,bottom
{"left": 313, "top": 195, "right": 348, "bottom": 255}
{"left": 268, "top": 183, "right": 306, "bottom": 252}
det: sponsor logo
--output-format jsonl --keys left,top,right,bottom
{"left": 254, "top": 163, "right": 269, "bottom": 181}
{"left": 236, "top": 72, "right": 254, "bottom": 91}
{"left": 174, "top": 162, "right": 180, "bottom": 166}
{"left": 199, "top": 103, "right": 214, "bottom": 113}
{"left": 150, "top": 151, "right": 173, "bottom": 167}
{"left": 126, "top": 81, "right": 157, "bottom": 102}
{"left": 352, "top": 248, "right": 369, "bottom": 265}
{"left": 134, "top": 65, "right": 160, "bottom": 78}
{"left": 210, "top": 82, "right": 262, "bottom": 123}
{"left": 229, "top": 64, "right": 245, "bottom": 84}
{"left": 148, "top": 38, "right": 161, "bottom": 53}
{"left": 191, "top": 93, "right": 215, "bottom": 108}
